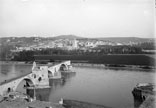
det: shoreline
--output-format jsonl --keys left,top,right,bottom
{"left": 0, "top": 61, "right": 155, "bottom": 71}
{"left": 72, "top": 63, "right": 155, "bottom": 71}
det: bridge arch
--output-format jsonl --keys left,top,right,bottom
{"left": 14, "top": 78, "right": 35, "bottom": 92}
{"left": 47, "top": 63, "right": 69, "bottom": 78}
{"left": 48, "top": 70, "right": 53, "bottom": 77}
{"left": 59, "top": 63, "right": 68, "bottom": 71}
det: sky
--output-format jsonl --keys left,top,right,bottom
{"left": 0, "top": 0, "right": 155, "bottom": 38}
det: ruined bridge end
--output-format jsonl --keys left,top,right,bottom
{"left": 0, "top": 75, "right": 33, "bottom": 96}
{"left": 0, "top": 61, "right": 71, "bottom": 96}
{"left": 0, "top": 67, "right": 49, "bottom": 96}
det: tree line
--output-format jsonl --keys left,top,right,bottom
{"left": 11, "top": 45, "right": 155, "bottom": 61}
{"left": 0, "top": 41, "right": 155, "bottom": 61}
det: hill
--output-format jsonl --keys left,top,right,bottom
{"left": 0, "top": 35, "right": 154, "bottom": 45}
{"left": 51, "top": 35, "right": 154, "bottom": 43}
{"left": 52, "top": 35, "right": 83, "bottom": 40}
{"left": 96, "top": 37, "right": 153, "bottom": 44}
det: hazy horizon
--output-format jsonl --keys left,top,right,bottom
{"left": 0, "top": 35, "right": 155, "bottom": 39}
{"left": 0, "top": 0, "right": 155, "bottom": 38}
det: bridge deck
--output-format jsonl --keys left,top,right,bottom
{"left": 0, "top": 72, "right": 32, "bottom": 86}
{"left": 0, "top": 61, "right": 70, "bottom": 86}
{"left": 41, "top": 62, "right": 68, "bottom": 68}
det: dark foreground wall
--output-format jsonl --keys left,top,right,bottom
{"left": 34, "top": 54, "right": 155, "bottom": 66}
{"left": 63, "top": 99, "right": 111, "bottom": 108}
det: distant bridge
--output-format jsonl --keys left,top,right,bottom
{"left": 0, "top": 61, "right": 72, "bottom": 96}
{"left": 48, "top": 61, "right": 72, "bottom": 79}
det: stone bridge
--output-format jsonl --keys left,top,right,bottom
{"left": 48, "top": 61, "right": 72, "bottom": 79}
{"left": 0, "top": 61, "right": 72, "bottom": 96}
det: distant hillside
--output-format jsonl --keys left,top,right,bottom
{"left": 0, "top": 35, "right": 154, "bottom": 44}
{"left": 51, "top": 35, "right": 154, "bottom": 43}
{"left": 52, "top": 35, "right": 83, "bottom": 40}
{"left": 96, "top": 37, "right": 153, "bottom": 43}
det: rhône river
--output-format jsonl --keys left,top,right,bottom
{"left": 0, "top": 62, "right": 155, "bottom": 108}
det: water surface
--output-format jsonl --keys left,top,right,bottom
{"left": 0, "top": 62, "right": 155, "bottom": 108}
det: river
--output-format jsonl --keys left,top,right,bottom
{"left": 0, "top": 62, "right": 155, "bottom": 108}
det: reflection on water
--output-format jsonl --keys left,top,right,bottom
{"left": 0, "top": 64, "right": 13, "bottom": 75}
{"left": 26, "top": 87, "right": 51, "bottom": 101}
{"left": 0, "top": 63, "right": 155, "bottom": 108}
{"left": 49, "top": 72, "right": 76, "bottom": 88}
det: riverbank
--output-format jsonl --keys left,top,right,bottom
{"left": 0, "top": 61, "right": 155, "bottom": 71}
{"left": 0, "top": 92, "right": 64, "bottom": 108}
{"left": 72, "top": 63, "right": 155, "bottom": 71}
{"left": 0, "top": 99, "right": 64, "bottom": 108}
{"left": 0, "top": 91, "right": 112, "bottom": 108}
{"left": 132, "top": 83, "right": 156, "bottom": 108}
{"left": 0, "top": 95, "right": 155, "bottom": 108}
{"left": 62, "top": 99, "right": 111, "bottom": 108}
{"left": 34, "top": 54, "right": 155, "bottom": 66}
{"left": 139, "top": 95, "right": 156, "bottom": 108}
